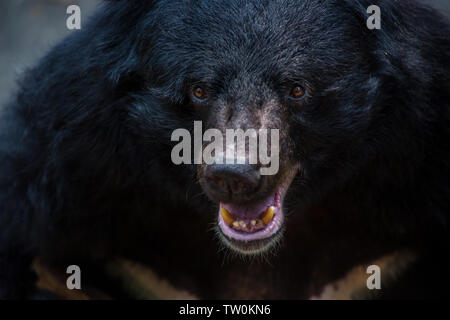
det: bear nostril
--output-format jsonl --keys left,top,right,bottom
{"left": 231, "top": 179, "right": 253, "bottom": 193}
{"left": 204, "top": 163, "right": 261, "bottom": 198}
{"left": 211, "top": 176, "right": 229, "bottom": 193}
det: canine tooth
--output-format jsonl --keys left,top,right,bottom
{"left": 232, "top": 221, "right": 239, "bottom": 228}
{"left": 251, "top": 220, "right": 256, "bottom": 226}
{"left": 261, "top": 206, "right": 275, "bottom": 225}
{"left": 220, "top": 207, "right": 234, "bottom": 226}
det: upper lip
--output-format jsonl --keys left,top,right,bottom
{"left": 204, "top": 177, "right": 268, "bottom": 204}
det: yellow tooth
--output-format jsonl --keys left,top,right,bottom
{"left": 261, "top": 206, "right": 275, "bottom": 225}
{"left": 251, "top": 220, "right": 256, "bottom": 226}
{"left": 232, "top": 221, "right": 239, "bottom": 228}
{"left": 239, "top": 221, "right": 246, "bottom": 228}
{"left": 220, "top": 207, "right": 234, "bottom": 226}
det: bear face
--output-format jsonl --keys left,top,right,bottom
{"left": 124, "top": 0, "right": 449, "bottom": 255}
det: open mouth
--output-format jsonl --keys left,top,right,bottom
{"left": 216, "top": 167, "right": 298, "bottom": 255}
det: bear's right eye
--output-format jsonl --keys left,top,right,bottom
{"left": 192, "top": 86, "right": 208, "bottom": 102}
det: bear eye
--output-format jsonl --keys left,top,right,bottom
{"left": 192, "top": 85, "right": 208, "bottom": 101}
{"left": 289, "top": 85, "right": 306, "bottom": 100}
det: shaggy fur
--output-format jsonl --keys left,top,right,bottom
{"left": 0, "top": 0, "right": 449, "bottom": 299}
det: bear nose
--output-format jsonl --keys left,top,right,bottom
{"left": 204, "top": 163, "right": 261, "bottom": 198}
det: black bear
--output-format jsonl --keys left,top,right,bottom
{"left": 0, "top": 0, "right": 449, "bottom": 299}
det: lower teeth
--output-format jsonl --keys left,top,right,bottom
{"left": 220, "top": 206, "right": 276, "bottom": 231}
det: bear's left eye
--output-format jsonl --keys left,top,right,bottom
{"left": 289, "top": 85, "right": 306, "bottom": 100}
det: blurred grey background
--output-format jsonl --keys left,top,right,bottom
{"left": 0, "top": 0, "right": 449, "bottom": 105}
{"left": 0, "top": 0, "right": 101, "bottom": 104}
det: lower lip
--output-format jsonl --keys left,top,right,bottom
{"left": 217, "top": 203, "right": 284, "bottom": 242}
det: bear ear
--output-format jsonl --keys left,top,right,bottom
{"left": 103, "top": 38, "right": 141, "bottom": 87}
{"left": 344, "top": 0, "right": 450, "bottom": 94}
{"left": 93, "top": 0, "right": 155, "bottom": 87}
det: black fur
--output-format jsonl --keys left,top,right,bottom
{"left": 0, "top": 0, "right": 449, "bottom": 299}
